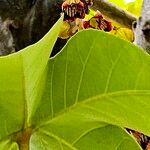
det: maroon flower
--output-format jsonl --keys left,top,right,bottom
{"left": 82, "top": 20, "right": 90, "bottom": 28}
{"left": 62, "top": 0, "right": 93, "bottom": 21}
{"left": 83, "top": 10, "right": 113, "bottom": 32}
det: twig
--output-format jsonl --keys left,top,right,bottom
{"left": 91, "top": 0, "right": 137, "bottom": 29}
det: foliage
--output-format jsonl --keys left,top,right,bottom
{"left": 109, "top": 0, "right": 142, "bottom": 16}
{"left": 108, "top": 0, "right": 127, "bottom": 8}
{"left": 0, "top": 15, "right": 150, "bottom": 149}
{"left": 126, "top": 0, "right": 142, "bottom": 16}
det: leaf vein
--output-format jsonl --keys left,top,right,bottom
{"left": 71, "top": 124, "right": 107, "bottom": 146}
{"left": 104, "top": 50, "right": 122, "bottom": 93}
{"left": 64, "top": 50, "right": 68, "bottom": 110}
{"left": 75, "top": 36, "right": 98, "bottom": 104}
{"left": 50, "top": 63, "right": 55, "bottom": 118}
{"left": 40, "top": 129, "right": 78, "bottom": 150}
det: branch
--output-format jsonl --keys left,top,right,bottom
{"left": 91, "top": 0, "right": 137, "bottom": 29}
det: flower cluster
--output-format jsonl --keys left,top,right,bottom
{"left": 62, "top": 0, "right": 93, "bottom": 21}
{"left": 60, "top": 0, "right": 113, "bottom": 39}
{"left": 83, "top": 10, "right": 113, "bottom": 32}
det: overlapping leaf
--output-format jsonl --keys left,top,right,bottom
{"left": 0, "top": 15, "right": 63, "bottom": 139}
{"left": 30, "top": 30, "right": 150, "bottom": 149}
{"left": 33, "top": 30, "right": 150, "bottom": 135}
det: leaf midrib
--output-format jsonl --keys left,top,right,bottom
{"left": 36, "top": 89, "right": 150, "bottom": 129}
{"left": 20, "top": 54, "right": 28, "bottom": 130}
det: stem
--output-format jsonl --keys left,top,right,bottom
{"left": 92, "top": 0, "right": 137, "bottom": 29}
{"left": 16, "top": 128, "right": 32, "bottom": 150}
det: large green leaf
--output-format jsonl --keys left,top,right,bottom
{"left": 33, "top": 30, "right": 150, "bottom": 135}
{"left": 29, "top": 30, "right": 150, "bottom": 149}
{"left": 0, "top": 15, "right": 63, "bottom": 139}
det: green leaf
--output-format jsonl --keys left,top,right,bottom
{"left": 108, "top": 0, "right": 142, "bottom": 16}
{"left": 108, "top": 0, "right": 126, "bottom": 7}
{"left": 0, "top": 139, "right": 19, "bottom": 150}
{"left": 73, "top": 126, "right": 140, "bottom": 150}
{"left": 30, "top": 30, "right": 150, "bottom": 149}
{"left": 126, "top": 0, "right": 142, "bottom": 16}
{"left": 30, "top": 124, "right": 141, "bottom": 150}
{"left": 33, "top": 30, "right": 150, "bottom": 136}
{"left": 0, "top": 15, "right": 63, "bottom": 139}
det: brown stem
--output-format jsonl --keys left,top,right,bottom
{"left": 92, "top": 0, "right": 137, "bottom": 29}
{"left": 15, "top": 128, "right": 32, "bottom": 150}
